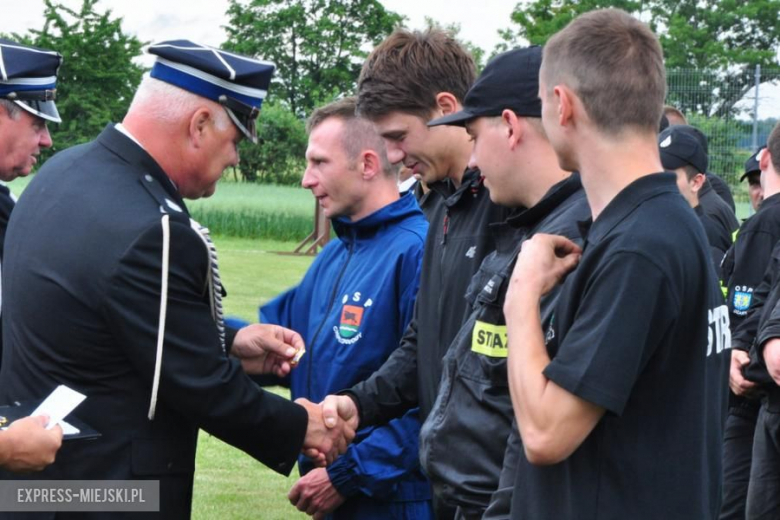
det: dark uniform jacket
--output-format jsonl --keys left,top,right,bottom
{"left": 347, "top": 169, "right": 509, "bottom": 425}
{"left": 0, "top": 125, "right": 308, "bottom": 519}
{"left": 0, "top": 184, "right": 14, "bottom": 371}
{"left": 736, "top": 242, "right": 780, "bottom": 390}
{"left": 699, "top": 179, "right": 739, "bottom": 239}
{"left": 721, "top": 194, "right": 780, "bottom": 414}
{"left": 724, "top": 193, "right": 780, "bottom": 333}
{"left": 706, "top": 173, "right": 736, "bottom": 212}
{"left": 418, "top": 174, "right": 589, "bottom": 516}
{"left": 695, "top": 205, "right": 731, "bottom": 279}
{"left": 413, "top": 180, "right": 438, "bottom": 222}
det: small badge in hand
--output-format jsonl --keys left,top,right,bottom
{"left": 291, "top": 346, "right": 306, "bottom": 366}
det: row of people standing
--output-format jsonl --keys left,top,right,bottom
{"left": 320, "top": 9, "right": 736, "bottom": 520}
{"left": 1, "top": 9, "right": 776, "bottom": 520}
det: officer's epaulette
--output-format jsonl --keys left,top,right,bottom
{"left": 137, "top": 172, "right": 190, "bottom": 226}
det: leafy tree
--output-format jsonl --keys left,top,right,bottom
{"left": 423, "top": 17, "right": 485, "bottom": 72}
{"left": 224, "top": 0, "right": 403, "bottom": 118}
{"left": 498, "top": 0, "right": 780, "bottom": 116}
{"left": 5, "top": 0, "right": 145, "bottom": 156}
{"left": 234, "top": 99, "right": 308, "bottom": 184}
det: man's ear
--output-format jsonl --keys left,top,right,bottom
{"left": 188, "top": 107, "right": 212, "bottom": 148}
{"left": 502, "top": 109, "right": 523, "bottom": 150}
{"left": 690, "top": 172, "right": 706, "bottom": 194}
{"left": 760, "top": 148, "right": 772, "bottom": 173}
{"left": 434, "top": 92, "right": 459, "bottom": 117}
{"left": 554, "top": 85, "right": 575, "bottom": 128}
{"left": 360, "top": 149, "right": 381, "bottom": 180}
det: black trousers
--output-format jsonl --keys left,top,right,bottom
{"left": 746, "top": 405, "right": 780, "bottom": 519}
{"left": 719, "top": 400, "right": 760, "bottom": 520}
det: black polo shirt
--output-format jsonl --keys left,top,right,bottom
{"left": 511, "top": 173, "right": 730, "bottom": 520}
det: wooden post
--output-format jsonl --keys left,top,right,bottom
{"left": 287, "top": 199, "right": 330, "bottom": 255}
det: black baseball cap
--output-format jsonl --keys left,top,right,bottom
{"left": 658, "top": 125, "right": 708, "bottom": 173}
{"left": 741, "top": 145, "right": 766, "bottom": 181}
{"left": 427, "top": 46, "right": 542, "bottom": 127}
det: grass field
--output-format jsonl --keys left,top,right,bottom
{"left": 193, "top": 236, "right": 314, "bottom": 519}
{"left": 9, "top": 176, "right": 317, "bottom": 241}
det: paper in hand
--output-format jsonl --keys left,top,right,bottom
{"left": 31, "top": 385, "right": 87, "bottom": 430}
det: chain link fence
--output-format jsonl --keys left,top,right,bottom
{"left": 666, "top": 67, "right": 780, "bottom": 212}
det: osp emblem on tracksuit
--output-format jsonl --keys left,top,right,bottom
{"left": 334, "top": 292, "right": 373, "bottom": 345}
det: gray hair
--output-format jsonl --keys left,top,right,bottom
{"left": 0, "top": 99, "right": 22, "bottom": 120}
{"left": 129, "top": 76, "right": 230, "bottom": 131}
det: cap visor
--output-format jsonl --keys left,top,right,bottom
{"left": 225, "top": 106, "right": 257, "bottom": 144}
{"left": 741, "top": 170, "right": 759, "bottom": 182}
{"left": 427, "top": 109, "right": 476, "bottom": 128}
{"left": 15, "top": 99, "right": 61, "bottom": 123}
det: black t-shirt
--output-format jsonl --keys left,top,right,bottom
{"left": 511, "top": 173, "right": 730, "bottom": 520}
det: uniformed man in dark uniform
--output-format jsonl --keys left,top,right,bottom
{"left": 658, "top": 124, "right": 732, "bottom": 276}
{"left": 0, "top": 39, "right": 62, "bottom": 367}
{"left": 719, "top": 130, "right": 780, "bottom": 519}
{"left": 0, "top": 40, "right": 355, "bottom": 519}
{"left": 0, "top": 38, "right": 64, "bottom": 473}
{"left": 504, "top": 10, "right": 729, "bottom": 519}
{"left": 417, "top": 45, "right": 590, "bottom": 520}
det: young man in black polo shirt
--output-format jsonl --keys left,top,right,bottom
{"left": 503, "top": 9, "right": 730, "bottom": 519}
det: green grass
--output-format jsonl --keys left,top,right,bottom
{"left": 215, "top": 236, "right": 315, "bottom": 321}
{"left": 192, "top": 237, "right": 313, "bottom": 519}
{"left": 188, "top": 182, "right": 315, "bottom": 240}
{"left": 10, "top": 176, "right": 318, "bottom": 241}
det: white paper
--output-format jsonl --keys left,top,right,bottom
{"left": 31, "top": 385, "right": 87, "bottom": 430}
{"left": 59, "top": 420, "right": 80, "bottom": 435}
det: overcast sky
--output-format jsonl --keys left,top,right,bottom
{"left": 1, "top": 0, "right": 517, "bottom": 55}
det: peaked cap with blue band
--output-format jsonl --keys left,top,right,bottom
{"left": 0, "top": 38, "right": 62, "bottom": 123}
{"left": 148, "top": 40, "right": 275, "bottom": 143}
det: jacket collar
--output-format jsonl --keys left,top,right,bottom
{"left": 427, "top": 168, "right": 484, "bottom": 208}
{"left": 97, "top": 124, "right": 188, "bottom": 213}
{"left": 332, "top": 190, "right": 423, "bottom": 243}
{"left": 758, "top": 191, "right": 780, "bottom": 212}
{"left": 507, "top": 172, "right": 582, "bottom": 229}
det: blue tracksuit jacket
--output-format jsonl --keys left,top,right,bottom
{"left": 260, "top": 191, "right": 432, "bottom": 519}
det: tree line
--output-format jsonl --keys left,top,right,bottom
{"left": 5, "top": 0, "right": 780, "bottom": 185}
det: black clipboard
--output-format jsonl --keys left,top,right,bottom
{"left": 0, "top": 401, "right": 101, "bottom": 441}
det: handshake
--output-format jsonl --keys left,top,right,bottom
{"left": 296, "top": 395, "right": 359, "bottom": 466}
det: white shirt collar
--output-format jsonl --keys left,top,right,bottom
{"left": 115, "top": 123, "right": 144, "bottom": 149}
